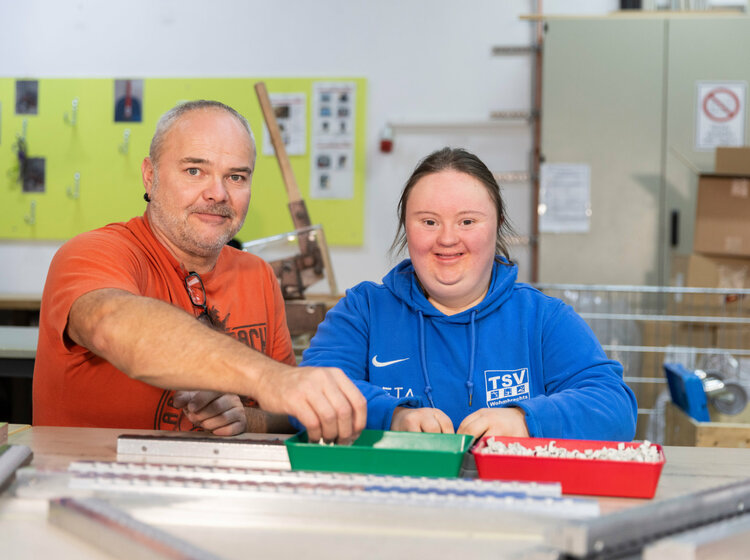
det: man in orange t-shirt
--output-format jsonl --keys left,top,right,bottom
{"left": 32, "top": 100, "right": 365, "bottom": 443}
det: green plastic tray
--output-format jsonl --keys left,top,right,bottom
{"left": 285, "top": 430, "right": 474, "bottom": 477}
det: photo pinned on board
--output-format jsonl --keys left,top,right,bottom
{"left": 16, "top": 80, "right": 39, "bottom": 115}
{"left": 114, "top": 79, "right": 144, "bottom": 123}
{"left": 22, "top": 158, "right": 46, "bottom": 193}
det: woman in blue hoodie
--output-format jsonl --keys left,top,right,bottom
{"left": 301, "top": 147, "right": 637, "bottom": 441}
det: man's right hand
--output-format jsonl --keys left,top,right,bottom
{"left": 391, "top": 406, "right": 454, "bottom": 433}
{"left": 255, "top": 366, "right": 366, "bottom": 445}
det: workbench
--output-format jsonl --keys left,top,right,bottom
{"left": 2, "top": 426, "right": 750, "bottom": 559}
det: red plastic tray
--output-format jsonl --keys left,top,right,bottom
{"left": 471, "top": 436, "right": 665, "bottom": 498}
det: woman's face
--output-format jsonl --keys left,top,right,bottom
{"left": 405, "top": 169, "right": 498, "bottom": 314}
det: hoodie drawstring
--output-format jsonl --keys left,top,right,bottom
{"left": 418, "top": 310, "right": 478, "bottom": 409}
{"left": 417, "top": 311, "right": 436, "bottom": 408}
{"left": 467, "top": 311, "right": 477, "bottom": 407}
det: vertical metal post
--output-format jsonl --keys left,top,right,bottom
{"left": 530, "top": 0, "right": 544, "bottom": 283}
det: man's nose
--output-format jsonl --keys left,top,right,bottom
{"left": 204, "top": 175, "right": 229, "bottom": 201}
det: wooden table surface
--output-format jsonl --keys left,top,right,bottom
{"left": 3, "top": 426, "right": 750, "bottom": 559}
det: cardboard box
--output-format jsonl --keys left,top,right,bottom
{"left": 664, "top": 401, "right": 750, "bottom": 447}
{"left": 715, "top": 146, "right": 750, "bottom": 175}
{"left": 694, "top": 175, "right": 750, "bottom": 258}
{"left": 670, "top": 253, "right": 750, "bottom": 315}
{"left": 641, "top": 319, "right": 718, "bottom": 350}
{"left": 684, "top": 253, "right": 750, "bottom": 289}
{"left": 716, "top": 325, "right": 750, "bottom": 352}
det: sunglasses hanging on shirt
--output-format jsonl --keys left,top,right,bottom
{"left": 183, "top": 272, "right": 214, "bottom": 327}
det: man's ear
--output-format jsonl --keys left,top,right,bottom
{"left": 141, "top": 157, "right": 154, "bottom": 195}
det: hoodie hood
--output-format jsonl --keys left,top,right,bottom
{"left": 383, "top": 257, "right": 518, "bottom": 322}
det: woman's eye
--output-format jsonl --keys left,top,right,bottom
{"left": 424, "top": 219, "right": 437, "bottom": 226}
{"left": 461, "top": 219, "right": 474, "bottom": 226}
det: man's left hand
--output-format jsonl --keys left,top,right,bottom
{"left": 456, "top": 407, "right": 529, "bottom": 439}
{"left": 173, "top": 391, "right": 247, "bottom": 436}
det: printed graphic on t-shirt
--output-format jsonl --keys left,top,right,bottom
{"left": 226, "top": 317, "right": 265, "bottom": 407}
{"left": 484, "top": 368, "right": 530, "bottom": 407}
{"left": 154, "top": 390, "right": 200, "bottom": 431}
{"left": 229, "top": 322, "right": 267, "bottom": 353}
{"left": 154, "top": 312, "right": 266, "bottom": 429}
{"left": 199, "top": 305, "right": 268, "bottom": 353}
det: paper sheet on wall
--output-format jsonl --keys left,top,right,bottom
{"left": 310, "top": 82, "right": 355, "bottom": 199}
{"left": 262, "top": 93, "right": 306, "bottom": 156}
{"left": 695, "top": 81, "right": 747, "bottom": 151}
{"left": 539, "top": 163, "right": 591, "bottom": 233}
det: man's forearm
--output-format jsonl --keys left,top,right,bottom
{"left": 68, "top": 288, "right": 287, "bottom": 398}
{"left": 68, "top": 288, "right": 367, "bottom": 445}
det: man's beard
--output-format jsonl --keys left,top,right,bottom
{"left": 148, "top": 175, "right": 242, "bottom": 257}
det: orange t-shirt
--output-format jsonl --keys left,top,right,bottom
{"left": 32, "top": 214, "right": 295, "bottom": 430}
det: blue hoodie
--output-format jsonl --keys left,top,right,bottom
{"left": 300, "top": 259, "right": 637, "bottom": 441}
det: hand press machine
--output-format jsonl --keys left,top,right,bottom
{"left": 250, "top": 82, "right": 339, "bottom": 336}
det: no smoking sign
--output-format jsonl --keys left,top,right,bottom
{"left": 695, "top": 81, "right": 747, "bottom": 151}
{"left": 703, "top": 87, "right": 740, "bottom": 123}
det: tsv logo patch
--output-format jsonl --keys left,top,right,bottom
{"left": 484, "top": 368, "right": 530, "bottom": 407}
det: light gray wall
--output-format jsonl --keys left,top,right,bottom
{"left": 540, "top": 15, "right": 750, "bottom": 286}
{"left": 0, "top": 0, "right": 617, "bottom": 295}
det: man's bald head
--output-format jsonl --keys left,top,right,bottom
{"left": 149, "top": 100, "right": 256, "bottom": 170}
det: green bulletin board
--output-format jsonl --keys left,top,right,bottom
{"left": 0, "top": 77, "right": 366, "bottom": 245}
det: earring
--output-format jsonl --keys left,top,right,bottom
{"left": 143, "top": 193, "right": 151, "bottom": 202}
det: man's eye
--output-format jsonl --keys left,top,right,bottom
{"left": 229, "top": 174, "right": 245, "bottom": 182}
{"left": 187, "top": 168, "right": 199, "bottom": 176}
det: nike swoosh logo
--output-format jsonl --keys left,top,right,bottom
{"left": 372, "top": 355, "right": 410, "bottom": 368}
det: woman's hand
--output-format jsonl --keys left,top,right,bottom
{"left": 391, "top": 406, "right": 455, "bottom": 433}
{"left": 457, "top": 407, "right": 529, "bottom": 439}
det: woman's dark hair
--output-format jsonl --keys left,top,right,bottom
{"left": 390, "top": 147, "right": 515, "bottom": 263}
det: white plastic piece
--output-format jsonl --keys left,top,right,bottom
{"left": 481, "top": 439, "right": 661, "bottom": 463}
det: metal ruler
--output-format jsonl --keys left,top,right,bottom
{"left": 67, "top": 459, "right": 599, "bottom": 518}
{"left": 116, "top": 433, "right": 290, "bottom": 468}
{"left": 536, "top": 477, "right": 750, "bottom": 559}
{"left": 48, "top": 496, "right": 223, "bottom": 560}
